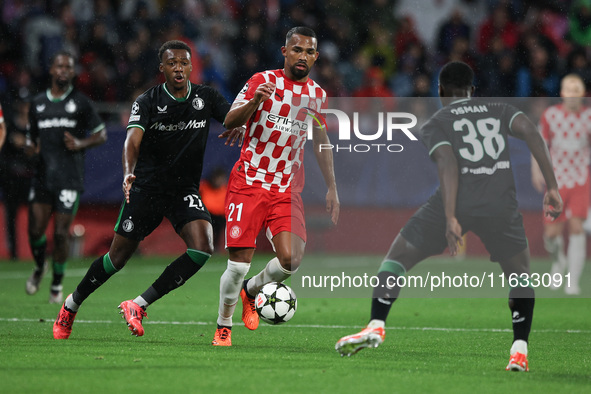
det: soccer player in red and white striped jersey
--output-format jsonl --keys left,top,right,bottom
{"left": 531, "top": 74, "right": 591, "bottom": 295}
{"left": 213, "top": 27, "right": 340, "bottom": 346}
{"left": 228, "top": 64, "right": 327, "bottom": 194}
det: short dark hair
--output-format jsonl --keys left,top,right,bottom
{"left": 438, "top": 61, "right": 474, "bottom": 90}
{"left": 50, "top": 50, "right": 75, "bottom": 66}
{"left": 285, "top": 26, "right": 317, "bottom": 45}
{"left": 158, "top": 40, "right": 191, "bottom": 61}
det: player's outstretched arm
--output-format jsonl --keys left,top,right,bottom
{"left": 431, "top": 144, "right": 462, "bottom": 256}
{"left": 530, "top": 155, "right": 546, "bottom": 193}
{"left": 218, "top": 126, "right": 246, "bottom": 147}
{"left": 223, "top": 82, "right": 275, "bottom": 129}
{"left": 312, "top": 125, "right": 339, "bottom": 225}
{"left": 64, "top": 127, "right": 107, "bottom": 151}
{"left": 511, "top": 113, "right": 563, "bottom": 220}
{"left": 122, "top": 127, "right": 143, "bottom": 203}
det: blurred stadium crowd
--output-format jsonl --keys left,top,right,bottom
{"left": 0, "top": 0, "right": 590, "bottom": 122}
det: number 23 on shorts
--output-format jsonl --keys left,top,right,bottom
{"left": 184, "top": 194, "right": 205, "bottom": 210}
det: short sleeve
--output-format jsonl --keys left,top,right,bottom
{"left": 82, "top": 97, "right": 105, "bottom": 134}
{"left": 504, "top": 103, "right": 523, "bottom": 137}
{"left": 317, "top": 87, "right": 327, "bottom": 112}
{"left": 420, "top": 117, "right": 450, "bottom": 158}
{"left": 208, "top": 87, "right": 231, "bottom": 124}
{"left": 126, "top": 95, "right": 150, "bottom": 132}
{"left": 232, "top": 73, "right": 266, "bottom": 105}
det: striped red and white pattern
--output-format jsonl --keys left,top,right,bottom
{"left": 0, "top": 103, "right": 4, "bottom": 123}
{"left": 233, "top": 69, "right": 326, "bottom": 193}
{"left": 540, "top": 104, "right": 591, "bottom": 189}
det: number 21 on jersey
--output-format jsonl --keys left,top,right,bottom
{"left": 228, "top": 202, "right": 243, "bottom": 222}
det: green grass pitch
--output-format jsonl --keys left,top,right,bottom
{"left": 1, "top": 254, "right": 589, "bottom": 393}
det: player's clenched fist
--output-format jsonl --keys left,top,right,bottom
{"left": 254, "top": 82, "right": 276, "bottom": 104}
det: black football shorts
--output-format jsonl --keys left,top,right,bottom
{"left": 114, "top": 186, "right": 211, "bottom": 241}
{"left": 29, "top": 178, "right": 81, "bottom": 215}
{"left": 401, "top": 195, "right": 528, "bottom": 263}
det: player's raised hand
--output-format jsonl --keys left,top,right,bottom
{"left": 122, "top": 173, "right": 136, "bottom": 203}
{"left": 326, "top": 188, "right": 340, "bottom": 225}
{"left": 543, "top": 188, "right": 563, "bottom": 221}
{"left": 219, "top": 126, "right": 246, "bottom": 147}
{"left": 445, "top": 217, "right": 463, "bottom": 256}
{"left": 254, "top": 82, "right": 276, "bottom": 104}
{"left": 63, "top": 131, "right": 82, "bottom": 151}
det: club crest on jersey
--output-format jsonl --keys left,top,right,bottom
{"left": 65, "top": 99, "right": 76, "bottom": 113}
{"left": 131, "top": 102, "right": 140, "bottom": 115}
{"left": 229, "top": 225, "right": 242, "bottom": 239}
{"left": 192, "top": 97, "right": 204, "bottom": 110}
{"left": 122, "top": 218, "right": 134, "bottom": 232}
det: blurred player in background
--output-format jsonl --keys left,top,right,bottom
{"left": 336, "top": 62, "right": 562, "bottom": 372}
{"left": 531, "top": 74, "right": 590, "bottom": 295}
{"left": 53, "top": 40, "right": 239, "bottom": 340}
{"left": 0, "top": 98, "right": 36, "bottom": 261}
{"left": 212, "top": 27, "right": 340, "bottom": 346}
{"left": 0, "top": 103, "right": 6, "bottom": 149}
{"left": 26, "top": 51, "right": 107, "bottom": 303}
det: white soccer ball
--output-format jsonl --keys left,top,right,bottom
{"left": 255, "top": 282, "right": 297, "bottom": 325}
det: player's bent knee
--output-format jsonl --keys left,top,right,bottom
{"left": 110, "top": 257, "right": 128, "bottom": 271}
{"left": 196, "top": 243, "right": 214, "bottom": 256}
{"left": 108, "top": 250, "right": 134, "bottom": 270}
{"left": 28, "top": 225, "right": 46, "bottom": 241}
{"left": 28, "top": 231, "right": 43, "bottom": 242}
{"left": 183, "top": 235, "right": 214, "bottom": 256}
{"left": 569, "top": 223, "right": 585, "bottom": 235}
{"left": 53, "top": 231, "right": 69, "bottom": 244}
{"left": 205, "top": 241, "right": 215, "bottom": 256}
{"left": 278, "top": 255, "right": 301, "bottom": 272}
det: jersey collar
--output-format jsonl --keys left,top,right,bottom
{"left": 280, "top": 69, "right": 308, "bottom": 86}
{"left": 163, "top": 82, "right": 192, "bottom": 102}
{"left": 450, "top": 98, "right": 471, "bottom": 105}
{"left": 46, "top": 85, "right": 73, "bottom": 102}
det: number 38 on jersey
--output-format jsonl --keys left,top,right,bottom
{"left": 454, "top": 117, "right": 504, "bottom": 162}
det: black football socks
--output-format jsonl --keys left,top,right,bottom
{"left": 30, "top": 235, "right": 47, "bottom": 271}
{"left": 51, "top": 261, "right": 66, "bottom": 289}
{"left": 508, "top": 286, "right": 535, "bottom": 343}
{"left": 370, "top": 260, "right": 406, "bottom": 322}
{"left": 72, "top": 254, "right": 119, "bottom": 306}
{"left": 141, "top": 249, "right": 210, "bottom": 304}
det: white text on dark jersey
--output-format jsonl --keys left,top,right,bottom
{"left": 38, "top": 118, "right": 77, "bottom": 129}
{"left": 150, "top": 119, "right": 206, "bottom": 132}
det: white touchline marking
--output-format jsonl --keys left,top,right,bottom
{"left": 0, "top": 317, "right": 589, "bottom": 334}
